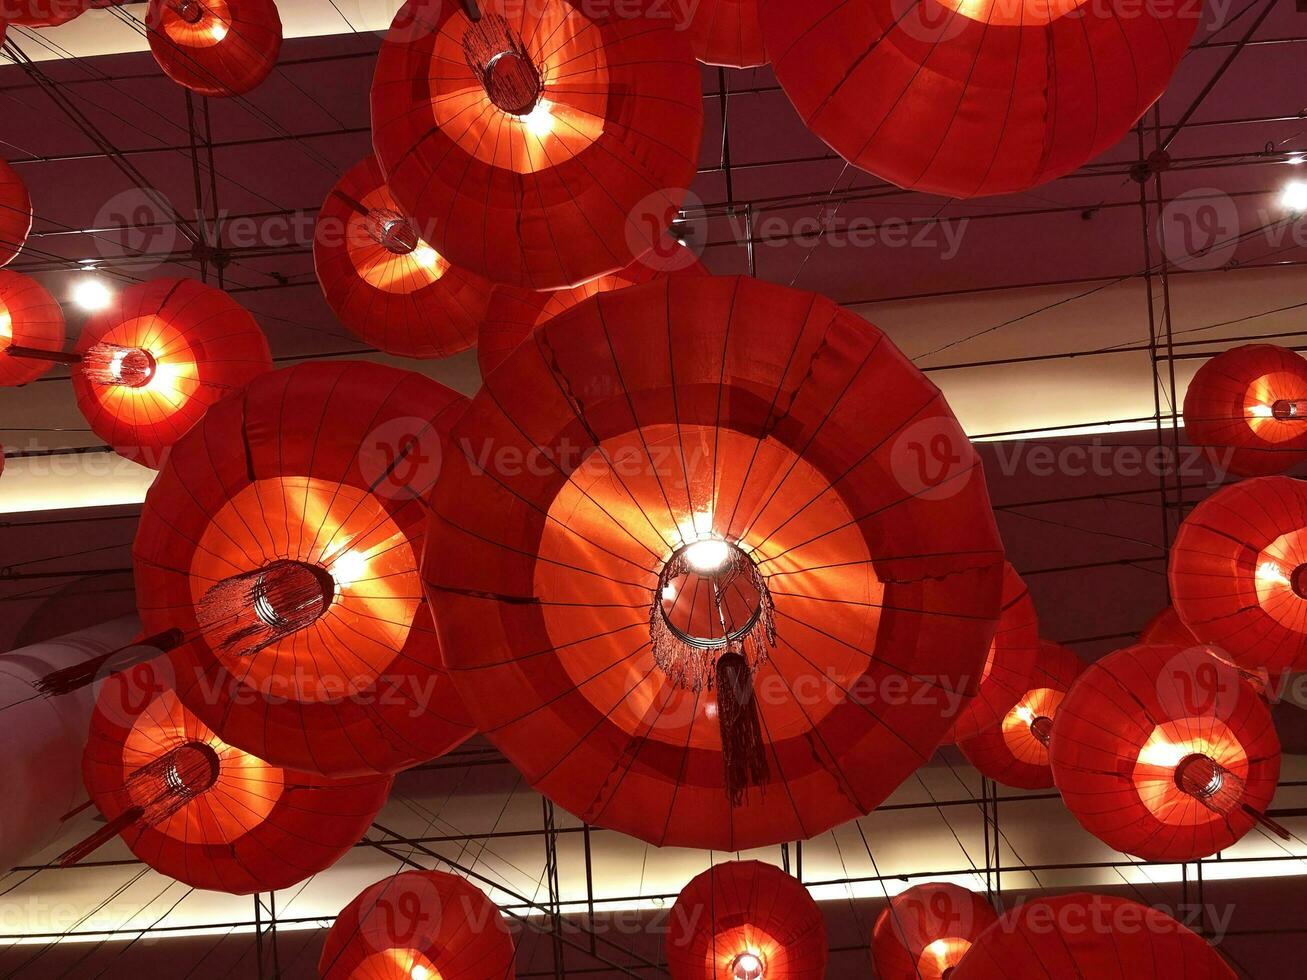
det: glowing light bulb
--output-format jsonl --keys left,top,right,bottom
{"left": 1289, "top": 153, "right": 1306, "bottom": 167}
{"left": 1249, "top": 403, "right": 1274, "bottom": 418}
{"left": 410, "top": 966, "right": 431, "bottom": 980}
{"left": 73, "top": 277, "right": 113, "bottom": 312}
{"left": 1137, "top": 736, "right": 1187, "bottom": 769}
{"left": 330, "top": 550, "right": 369, "bottom": 590}
{"left": 684, "top": 538, "right": 730, "bottom": 572}
{"left": 1281, "top": 180, "right": 1307, "bottom": 213}
{"left": 209, "top": 22, "right": 229, "bottom": 41}
{"left": 661, "top": 583, "right": 677, "bottom": 601}
{"left": 0, "top": 310, "right": 12, "bottom": 341}
{"left": 522, "top": 100, "right": 555, "bottom": 137}
{"left": 412, "top": 244, "right": 440, "bottom": 269}
{"left": 1257, "top": 561, "right": 1291, "bottom": 587}
{"left": 732, "top": 951, "right": 764, "bottom": 980}
{"left": 1013, "top": 702, "right": 1035, "bottom": 725}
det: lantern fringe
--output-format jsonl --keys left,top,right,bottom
{"left": 35, "top": 628, "right": 184, "bottom": 698}
{"left": 462, "top": 12, "right": 543, "bottom": 116}
{"left": 57, "top": 806, "right": 146, "bottom": 867}
{"left": 716, "top": 651, "right": 770, "bottom": 806}
{"left": 80, "top": 343, "right": 156, "bottom": 388}
{"left": 197, "top": 559, "right": 334, "bottom": 659}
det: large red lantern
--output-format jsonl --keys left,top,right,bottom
{"left": 1183, "top": 344, "right": 1307, "bottom": 477}
{"left": 146, "top": 0, "right": 282, "bottom": 98}
{"left": 956, "top": 640, "right": 1083, "bottom": 789}
{"left": 69, "top": 277, "right": 272, "bottom": 467}
{"left": 320, "top": 870, "right": 516, "bottom": 980}
{"left": 952, "top": 893, "right": 1235, "bottom": 979}
{"left": 687, "top": 0, "right": 766, "bottom": 69}
{"left": 476, "top": 240, "right": 706, "bottom": 377}
{"left": 666, "top": 861, "right": 825, "bottom": 980}
{"left": 371, "top": 0, "right": 704, "bottom": 290}
{"left": 871, "top": 882, "right": 998, "bottom": 980}
{"left": 314, "top": 156, "right": 495, "bottom": 360}
{"left": 1171, "top": 475, "right": 1307, "bottom": 674}
{"left": 0, "top": 158, "right": 32, "bottom": 267}
{"left": 60, "top": 659, "right": 392, "bottom": 894}
{"left": 758, "top": 0, "right": 1200, "bottom": 199}
{"left": 0, "top": 269, "right": 65, "bottom": 387}
{"left": 425, "top": 275, "right": 1004, "bottom": 849}
{"left": 1050, "top": 643, "right": 1283, "bottom": 862}
{"left": 947, "top": 561, "right": 1038, "bottom": 742}
{"left": 134, "top": 361, "right": 476, "bottom": 777}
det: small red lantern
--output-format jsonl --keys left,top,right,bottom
{"left": 314, "top": 156, "right": 495, "bottom": 360}
{"left": 60, "top": 659, "right": 392, "bottom": 894}
{"left": 1051, "top": 643, "right": 1283, "bottom": 862}
{"left": 666, "top": 861, "right": 826, "bottom": 980}
{"left": 0, "top": 269, "right": 65, "bottom": 387}
{"left": 0, "top": 158, "right": 32, "bottom": 267}
{"left": 371, "top": 0, "right": 704, "bottom": 290}
{"left": 687, "top": 0, "right": 766, "bottom": 69}
{"left": 956, "top": 640, "right": 1084, "bottom": 789}
{"left": 146, "top": 0, "right": 282, "bottom": 98}
{"left": 0, "top": 1, "right": 103, "bottom": 27}
{"left": 1183, "top": 344, "right": 1307, "bottom": 477}
{"left": 426, "top": 275, "right": 1004, "bottom": 849}
{"left": 134, "top": 361, "right": 476, "bottom": 777}
{"left": 952, "top": 893, "right": 1236, "bottom": 979}
{"left": 477, "top": 239, "right": 705, "bottom": 377}
{"left": 319, "top": 870, "right": 517, "bottom": 980}
{"left": 70, "top": 277, "right": 272, "bottom": 467}
{"left": 758, "top": 0, "right": 1200, "bottom": 199}
{"left": 1141, "top": 605, "right": 1198, "bottom": 647}
{"left": 1171, "top": 475, "right": 1307, "bottom": 674}
{"left": 871, "top": 882, "right": 998, "bottom": 980}
{"left": 947, "top": 561, "right": 1038, "bottom": 742}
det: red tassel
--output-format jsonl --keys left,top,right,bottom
{"left": 36, "top": 629, "right": 184, "bottom": 698}
{"left": 716, "top": 651, "right": 770, "bottom": 807}
{"left": 57, "top": 807, "right": 145, "bottom": 867}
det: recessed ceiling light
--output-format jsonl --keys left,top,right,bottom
{"left": 1280, "top": 180, "right": 1307, "bottom": 213}
{"left": 72, "top": 277, "right": 113, "bottom": 312}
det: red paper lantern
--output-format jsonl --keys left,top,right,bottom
{"left": 956, "top": 640, "right": 1083, "bottom": 789}
{"left": 314, "top": 156, "right": 495, "bottom": 360}
{"left": 666, "top": 861, "right": 825, "bottom": 980}
{"left": 947, "top": 561, "right": 1038, "bottom": 742}
{"left": 1141, "top": 605, "right": 1198, "bottom": 647}
{"left": 146, "top": 0, "right": 282, "bottom": 98}
{"left": 134, "top": 361, "right": 476, "bottom": 777}
{"left": 371, "top": 0, "right": 704, "bottom": 290}
{"left": 687, "top": 0, "right": 766, "bottom": 69}
{"left": 952, "top": 893, "right": 1236, "bottom": 979}
{"left": 1171, "top": 475, "right": 1307, "bottom": 674}
{"left": 477, "top": 240, "right": 706, "bottom": 377}
{"left": 758, "top": 0, "right": 1200, "bottom": 199}
{"left": 320, "top": 870, "right": 517, "bottom": 980}
{"left": 0, "top": 269, "right": 65, "bottom": 387}
{"left": 425, "top": 275, "right": 1004, "bottom": 849}
{"left": 0, "top": 158, "right": 32, "bottom": 267}
{"left": 871, "top": 882, "right": 998, "bottom": 980}
{"left": 70, "top": 277, "right": 272, "bottom": 468}
{"left": 0, "top": 1, "right": 106, "bottom": 27}
{"left": 60, "top": 659, "right": 392, "bottom": 894}
{"left": 1050, "top": 643, "right": 1281, "bottom": 862}
{"left": 1183, "top": 344, "right": 1307, "bottom": 477}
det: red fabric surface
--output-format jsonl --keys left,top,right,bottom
{"left": 1140, "top": 605, "right": 1199, "bottom": 646}
{"left": 687, "top": 0, "right": 766, "bottom": 69}
{"left": 314, "top": 155, "right": 495, "bottom": 359}
{"left": 82, "top": 660, "right": 392, "bottom": 895}
{"left": 425, "top": 275, "right": 1004, "bottom": 849}
{"left": 952, "top": 893, "right": 1236, "bottom": 979}
{"left": 319, "top": 870, "right": 516, "bottom": 980}
{"left": 146, "top": 0, "right": 282, "bottom": 97}
{"left": 758, "top": 0, "right": 1199, "bottom": 198}
{"left": 1170, "top": 475, "right": 1307, "bottom": 673}
{"left": 871, "top": 882, "right": 998, "bottom": 980}
{"left": 666, "top": 861, "right": 825, "bottom": 980}
{"left": 0, "top": 1, "right": 102, "bottom": 27}
{"left": 948, "top": 561, "right": 1038, "bottom": 742}
{"left": 0, "top": 269, "right": 65, "bottom": 387}
{"left": 1183, "top": 344, "right": 1307, "bottom": 477}
{"left": 71, "top": 277, "right": 272, "bottom": 468}
{"left": 371, "top": 0, "right": 703, "bottom": 290}
{"left": 956, "top": 639, "right": 1083, "bottom": 789}
{"left": 0, "top": 158, "right": 32, "bottom": 267}
{"left": 134, "top": 361, "right": 475, "bottom": 777}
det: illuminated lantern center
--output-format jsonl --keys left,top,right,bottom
{"left": 1029, "top": 714, "right": 1054, "bottom": 746}
{"left": 198, "top": 558, "right": 337, "bottom": 658}
{"left": 731, "top": 951, "right": 766, "bottom": 980}
{"left": 1292, "top": 564, "right": 1307, "bottom": 600}
{"left": 463, "top": 12, "right": 544, "bottom": 116}
{"left": 129, "top": 739, "right": 222, "bottom": 825}
{"left": 1271, "top": 398, "right": 1307, "bottom": 420}
{"left": 933, "top": 0, "right": 1093, "bottom": 26}
{"left": 365, "top": 208, "right": 420, "bottom": 256}
{"left": 1174, "top": 752, "right": 1243, "bottom": 815}
{"left": 654, "top": 538, "right": 772, "bottom": 664}
{"left": 81, "top": 343, "right": 158, "bottom": 389}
